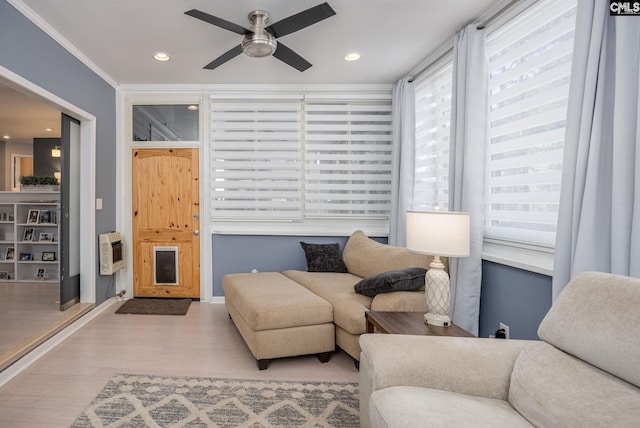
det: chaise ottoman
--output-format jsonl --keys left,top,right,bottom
{"left": 222, "top": 272, "right": 335, "bottom": 369}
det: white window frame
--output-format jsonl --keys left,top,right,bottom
{"left": 208, "top": 88, "right": 393, "bottom": 237}
{"left": 304, "top": 100, "right": 393, "bottom": 219}
{"left": 413, "top": 56, "right": 453, "bottom": 212}
{"left": 409, "top": 0, "right": 577, "bottom": 275}
{"left": 210, "top": 98, "right": 304, "bottom": 222}
{"left": 482, "top": 0, "right": 577, "bottom": 275}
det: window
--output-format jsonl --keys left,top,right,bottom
{"left": 304, "top": 102, "right": 393, "bottom": 218}
{"left": 413, "top": 58, "right": 453, "bottom": 211}
{"left": 132, "top": 105, "right": 199, "bottom": 141}
{"left": 484, "top": 0, "right": 577, "bottom": 247}
{"left": 210, "top": 100, "right": 303, "bottom": 221}
{"left": 209, "top": 95, "right": 393, "bottom": 228}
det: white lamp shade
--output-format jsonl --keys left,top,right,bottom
{"left": 406, "top": 210, "right": 470, "bottom": 257}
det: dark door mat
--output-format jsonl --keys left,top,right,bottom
{"left": 115, "top": 298, "right": 191, "bottom": 315}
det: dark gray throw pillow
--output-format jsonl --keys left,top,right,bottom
{"left": 300, "top": 242, "right": 348, "bottom": 273}
{"left": 354, "top": 267, "right": 427, "bottom": 297}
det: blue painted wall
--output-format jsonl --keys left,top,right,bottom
{"left": 212, "top": 235, "right": 552, "bottom": 339}
{"left": 479, "top": 261, "right": 552, "bottom": 340}
{"left": 1, "top": 0, "right": 117, "bottom": 303}
{"left": 211, "top": 234, "right": 387, "bottom": 297}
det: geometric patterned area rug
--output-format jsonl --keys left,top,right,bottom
{"left": 71, "top": 374, "right": 359, "bottom": 427}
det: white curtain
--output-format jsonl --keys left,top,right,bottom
{"left": 389, "top": 78, "right": 416, "bottom": 246}
{"left": 553, "top": 0, "right": 640, "bottom": 299}
{"left": 448, "top": 24, "right": 487, "bottom": 336}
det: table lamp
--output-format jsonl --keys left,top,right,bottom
{"left": 406, "top": 209, "right": 470, "bottom": 327}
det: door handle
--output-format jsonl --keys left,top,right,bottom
{"left": 193, "top": 229, "right": 199, "bottom": 235}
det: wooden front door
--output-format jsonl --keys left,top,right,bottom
{"left": 132, "top": 148, "right": 200, "bottom": 298}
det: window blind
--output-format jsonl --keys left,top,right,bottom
{"left": 304, "top": 102, "right": 393, "bottom": 218}
{"left": 413, "top": 59, "right": 453, "bottom": 211}
{"left": 485, "top": 0, "right": 577, "bottom": 247}
{"left": 210, "top": 100, "right": 302, "bottom": 220}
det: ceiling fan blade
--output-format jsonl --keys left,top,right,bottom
{"left": 185, "top": 9, "right": 249, "bottom": 35}
{"left": 204, "top": 45, "right": 243, "bottom": 70}
{"left": 266, "top": 3, "right": 336, "bottom": 38}
{"left": 273, "top": 43, "right": 312, "bottom": 72}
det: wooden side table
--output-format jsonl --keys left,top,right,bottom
{"left": 365, "top": 311, "right": 474, "bottom": 337}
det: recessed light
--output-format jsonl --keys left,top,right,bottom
{"left": 2, "top": 135, "right": 9, "bottom": 139}
{"left": 45, "top": 128, "right": 52, "bottom": 132}
{"left": 344, "top": 52, "right": 361, "bottom": 61}
{"left": 153, "top": 52, "right": 171, "bottom": 62}
{"left": 187, "top": 105, "right": 199, "bottom": 111}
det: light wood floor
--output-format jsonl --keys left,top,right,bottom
{"left": 0, "top": 282, "right": 94, "bottom": 372}
{"left": 0, "top": 300, "right": 360, "bottom": 428}
{"left": 0, "top": 282, "right": 63, "bottom": 355}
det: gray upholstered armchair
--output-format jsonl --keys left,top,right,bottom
{"left": 359, "top": 271, "right": 640, "bottom": 427}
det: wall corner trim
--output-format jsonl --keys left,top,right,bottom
{"left": 7, "top": 0, "right": 119, "bottom": 89}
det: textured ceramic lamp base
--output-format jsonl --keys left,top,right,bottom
{"left": 424, "top": 312, "right": 451, "bottom": 327}
{"left": 424, "top": 259, "right": 451, "bottom": 327}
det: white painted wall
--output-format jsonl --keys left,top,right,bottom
{"left": 1, "top": 139, "right": 33, "bottom": 191}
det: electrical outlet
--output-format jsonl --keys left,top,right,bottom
{"left": 499, "top": 322, "right": 510, "bottom": 339}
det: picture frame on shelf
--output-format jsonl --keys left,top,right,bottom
{"left": 36, "top": 268, "right": 46, "bottom": 280}
{"left": 23, "top": 228, "right": 35, "bottom": 242}
{"left": 42, "top": 251, "right": 56, "bottom": 262}
{"left": 39, "top": 209, "right": 54, "bottom": 224}
{"left": 19, "top": 252, "right": 33, "bottom": 261}
{"left": 27, "top": 209, "right": 40, "bottom": 224}
{"left": 0, "top": 271, "right": 8, "bottom": 280}
{"left": 39, "top": 232, "right": 54, "bottom": 242}
{"left": 5, "top": 247, "right": 14, "bottom": 261}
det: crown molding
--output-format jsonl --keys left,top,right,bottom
{"left": 8, "top": 0, "right": 118, "bottom": 89}
{"left": 119, "top": 83, "right": 394, "bottom": 96}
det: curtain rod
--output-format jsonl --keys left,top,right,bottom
{"left": 407, "top": 47, "right": 453, "bottom": 83}
{"left": 407, "top": 0, "right": 522, "bottom": 83}
{"left": 476, "top": 0, "right": 520, "bottom": 29}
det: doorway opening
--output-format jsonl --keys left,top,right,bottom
{"left": 0, "top": 66, "right": 97, "bottom": 372}
{"left": 10, "top": 155, "right": 33, "bottom": 191}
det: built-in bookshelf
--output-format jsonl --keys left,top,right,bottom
{"left": 0, "top": 194, "right": 60, "bottom": 283}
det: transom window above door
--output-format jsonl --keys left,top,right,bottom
{"left": 132, "top": 104, "right": 199, "bottom": 141}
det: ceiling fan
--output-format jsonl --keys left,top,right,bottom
{"left": 185, "top": 3, "right": 336, "bottom": 72}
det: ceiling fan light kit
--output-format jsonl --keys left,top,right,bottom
{"left": 185, "top": 2, "right": 336, "bottom": 71}
{"left": 241, "top": 11, "right": 277, "bottom": 58}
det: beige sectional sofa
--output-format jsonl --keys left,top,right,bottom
{"left": 222, "top": 230, "right": 443, "bottom": 368}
